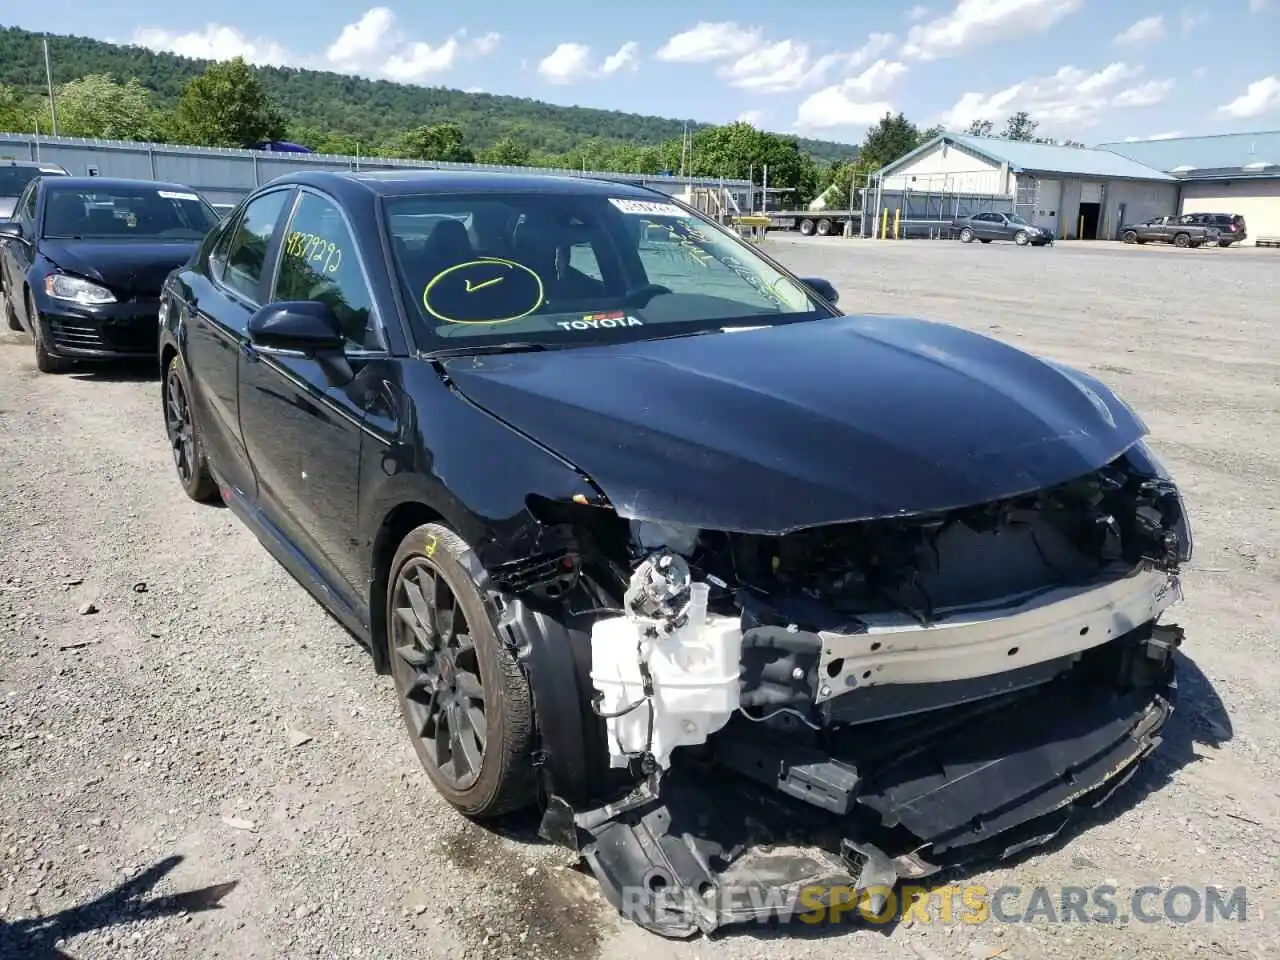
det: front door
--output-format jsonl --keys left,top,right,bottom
{"left": 237, "top": 188, "right": 388, "bottom": 613}
{"left": 183, "top": 187, "right": 294, "bottom": 501}
{"left": 5, "top": 183, "right": 39, "bottom": 329}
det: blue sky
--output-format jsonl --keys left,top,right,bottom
{"left": 8, "top": 0, "right": 1280, "bottom": 144}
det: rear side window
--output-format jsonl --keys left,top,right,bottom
{"left": 217, "top": 190, "right": 291, "bottom": 302}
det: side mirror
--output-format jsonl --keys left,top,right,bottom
{"left": 0, "top": 221, "right": 24, "bottom": 241}
{"left": 247, "top": 300, "right": 345, "bottom": 354}
{"left": 799, "top": 276, "right": 839, "bottom": 305}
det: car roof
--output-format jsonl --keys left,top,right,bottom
{"left": 41, "top": 176, "right": 207, "bottom": 194}
{"left": 1, "top": 159, "right": 67, "bottom": 171}
{"left": 275, "top": 168, "right": 667, "bottom": 201}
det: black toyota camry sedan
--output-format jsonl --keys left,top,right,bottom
{"left": 0, "top": 176, "right": 219, "bottom": 372}
{"left": 158, "top": 169, "right": 1192, "bottom": 937}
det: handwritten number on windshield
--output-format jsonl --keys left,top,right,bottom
{"left": 286, "top": 231, "right": 342, "bottom": 274}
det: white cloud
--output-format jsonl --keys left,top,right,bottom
{"left": 132, "top": 24, "right": 293, "bottom": 65}
{"left": 738, "top": 109, "right": 765, "bottom": 126}
{"left": 720, "top": 40, "right": 845, "bottom": 93}
{"left": 903, "top": 0, "right": 1084, "bottom": 60}
{"left": 906, "top": 5, "right": 931, "bottom": 20}
{"left": 600, "top": 41, "right": 640, "bottom": 75}
{"left": 655, "top": 22, "right": 761, "bottom": 62}
{"left": 942, "top": 62, "right": 1144, "bottom": 130}
{"left": 384, "top": 38, "right": 461, "bottom": 81}
{"left": 537, "top": 41, "right": 641, "bottom": 84}
{"left": 1249, "top": 0, "right": 1269, "bottom": 11}
{"left": 1112, "top": 15, "right": 1165, "bottom": 45}
{"left": 794, "top": 59, "right": 906, "bottom": 130}
{"left": 1146, "top": 131, "right": 1183, "bottom": 139}
{"left": 1112, "top": 79, "right": 1175, "bottom": 108}
{"left": 320, "top": 10, "right": 499, "bottom": 81}
{"left": 326, "top": 7, "right": 395, "bottom": 69}
{"left": 1216, "top": 76, "right": 1280, "bottom": 118}
{"left": 847, "top": 32, "right": 897, "bottom": 70}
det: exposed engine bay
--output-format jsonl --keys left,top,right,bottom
{"left": 519, "top": 442, "right": 1190, "bottom": 937}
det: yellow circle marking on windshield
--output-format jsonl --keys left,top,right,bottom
{"left": 422, "top": 257, "right": 545, "bottom": 325}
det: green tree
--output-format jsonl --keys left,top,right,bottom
{"left": 683, "top": 122, "right": 822, "bottom": 206}
{"left": 397, "top": 122, "right": 475, "bottom": 162}
{"left": 0, "top": 83, "right": 32, "bottom": 132}
{"left": 52, "top": 74, "right": 153, "bottom": 140}
{"left": 859, "top": 112, "right": 922, "bottom": 170}
{"left": 480, "top": 136, "right": 531, "bottom": 166}
{"left": 918, "top": 124, "right": 945, "bottom": 143}
{"left": 172, "top": 57, "right": 285, "bottom": 148}
{"left": 965, "top": 119, "right": 995, "bottom": 137}
{"left": 825, "top": 155, "right": 878, "bottom": 209}
{"left": 1002, "top": 111, "right": 1039, "bottom": 141}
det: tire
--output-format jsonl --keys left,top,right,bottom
{"left": 959, "top": 227, "right": 974, "bottom": 243}
{"left": 1173, "top": 232, "right": 1191, "bottom": 248}
{"left": 4, "top": 291, "right": 20, "bottom": 331}
{"left": 980, "top": 239, "right": 991, "bottom": 244}
{"left": 387, "top": 522, "right": 537, "bottom": 819}
{"left": 163, "top": 353, "right": 219, "bottom": 502}
{"left": 1122, "top": 230, "right": 1138, "bottom": 244}
{"left": 798, "top": 219, "right": 816, "bottom": 236}
{"left": 28, "top": 291, "right": 70, "bottom": 373}
{"left": 1014, "top": 230, "right": 1029, "bottom": 246}
{"left": 816, "top": 218, "right": 832, "bottom": 236}
{"left": 1218, "top": 239, "right": 1232, "bottom": 247}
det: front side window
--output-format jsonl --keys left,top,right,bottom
{"left": 384, "top": 191, "right": 823, "bottom": 348}
{"left": 220, "top": 190, "right": 291, "bottom": 302}
{"left": 41, "top": 185, "right": 220, "bottom": 241}
{"left": 274, "top": 192, "right": 382, "bottom": 351}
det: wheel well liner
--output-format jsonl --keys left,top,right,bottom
{"left": 369, "top": 501, "right": 446, "bottom": 673}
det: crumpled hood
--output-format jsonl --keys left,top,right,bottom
{"left": 442, "top": 315, "right": 1147, "bottom": 534}
{"left": 42, "top": 239, "right": 198, "bottom": 297}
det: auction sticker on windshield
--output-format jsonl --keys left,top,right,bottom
{"left": 158, "top": 190, "right": 201, "bottom": 202}
{"left": 609, "top": 198, "right": 684, "bottom": 216}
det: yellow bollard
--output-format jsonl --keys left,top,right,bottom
{"left": 894, "top": 208, "right": 901, "bottom": 239}
{"left": 880, "top": 207, "right": 889, "bottom": 240}
{"left": 1078, "top": 215, "right": 1084, "bottom": 240}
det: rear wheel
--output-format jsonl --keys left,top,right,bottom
{"left": 163, "top": 354, "right": 219, "bottom": 502}
{"left": 816, "top": 218, "right": 833, "bottom": 236}
{"left": 29, "top": 291, "right": 70, "bottom": 374}
{"left": 798, "top": 218, "right": 816, "bottom": 236}
{"left": 1173, "top": 232, "right": 1191, "bottom": 248}
{"left": 1218, "top": 239, "right": 1233, "bottom": 247}
{"left": 959, "top": 227, "right": 974, "bottom": 243}
{"left": 387, "top": 523, "right": 537, "bottom": 819}
{"left": 1122, "top": 230, "right": 1138, "bottom": 244}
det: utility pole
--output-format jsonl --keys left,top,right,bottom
{"left": 761, "top": 164, "right": 769, "bottom": 214}
{"left": 43, "top": 35, "right": 59, "bottom": 137}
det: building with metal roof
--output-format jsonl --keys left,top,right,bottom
{"left": 1096, "top": 132, "right": 1280, "bottom": 245}
{"left": 869, "top": 132, "right": 1178, "bottom": 241}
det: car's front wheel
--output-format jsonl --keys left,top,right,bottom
{"left": 1173, "top": 232, "right": 1192, "bottom": 248}
{"left": 1014, "top": 230, "right": 1029, "bottom": 246}
{"left": 1122, "top": 230, "right": 1138, "bottom": 244}
{"left": 163, "top": 354, "right": 219, "bottom": 502}
{"left": 28, "top": 291, "right": 70, "bottom": 374}
{"left": 959, "top": 227, "right": 974, "bottom": 243}
{"left": 387, "top": 522, "right": 537, "bottom": 819}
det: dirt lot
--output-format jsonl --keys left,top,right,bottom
{"left": 2, "top": 236, "right": 1278, "bottom": 960}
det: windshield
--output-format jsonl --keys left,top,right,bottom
{"left": 383, "top": 191, "right": 825, "bottom": 348}
{"left": 1007, "top": 214, "right": 1030, "bottom": 225}
{"left": 0, "top": 167, "right": 61, "bottom": 196}
{"left": 42, "top": 185, "right": 220, "bottom": 240}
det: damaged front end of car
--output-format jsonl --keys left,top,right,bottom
{"left": 484, "top": 438, "right": 1190, "bottom": 938}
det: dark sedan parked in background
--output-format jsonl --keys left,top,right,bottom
{"left": 0, "top": 159, "right": 68, "bottom": 220}
{"left": 0, "top": 176, "right": 220, "bottom": 372}
{"left": 158, "top": 169, "right": 1189, "bottom": 938}
{"left": 953, "top": 211, "right": 1054, "bottom": 245}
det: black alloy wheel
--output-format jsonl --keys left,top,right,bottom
{"left": 28, "top": 291, "right": 69, "bottom": 373}
{"left": 387, "top": 523, "right": 536, "bottom": 818}
{"left": 163, "top": 357, "right": 219, "bottom": 502}
{"left": 391, "top": 554, "right": 489, "bottom": 792}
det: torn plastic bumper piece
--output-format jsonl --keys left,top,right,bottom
{"left": 538, "top": 625, "right": 1179, "bottom": 939}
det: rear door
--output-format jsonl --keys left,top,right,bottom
{"left": 236, "top": 187, "right": 389, "bottom": 609}
{"left": 183, "top": 186, "right": 295, "bottom": 501}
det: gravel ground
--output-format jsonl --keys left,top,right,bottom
{"left": 2, "top": 235, "right": 1278, "bottom": 960}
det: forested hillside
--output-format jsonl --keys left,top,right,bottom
{"left": 0, "top": 26, "right": 856, "bottom": 163}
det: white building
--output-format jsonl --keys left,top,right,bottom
{"left": 1097, "top": 132, "right": 1280, "bottom": 246}
{"left": 870, "top": 133, "right": 1179, "bottom": 241}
